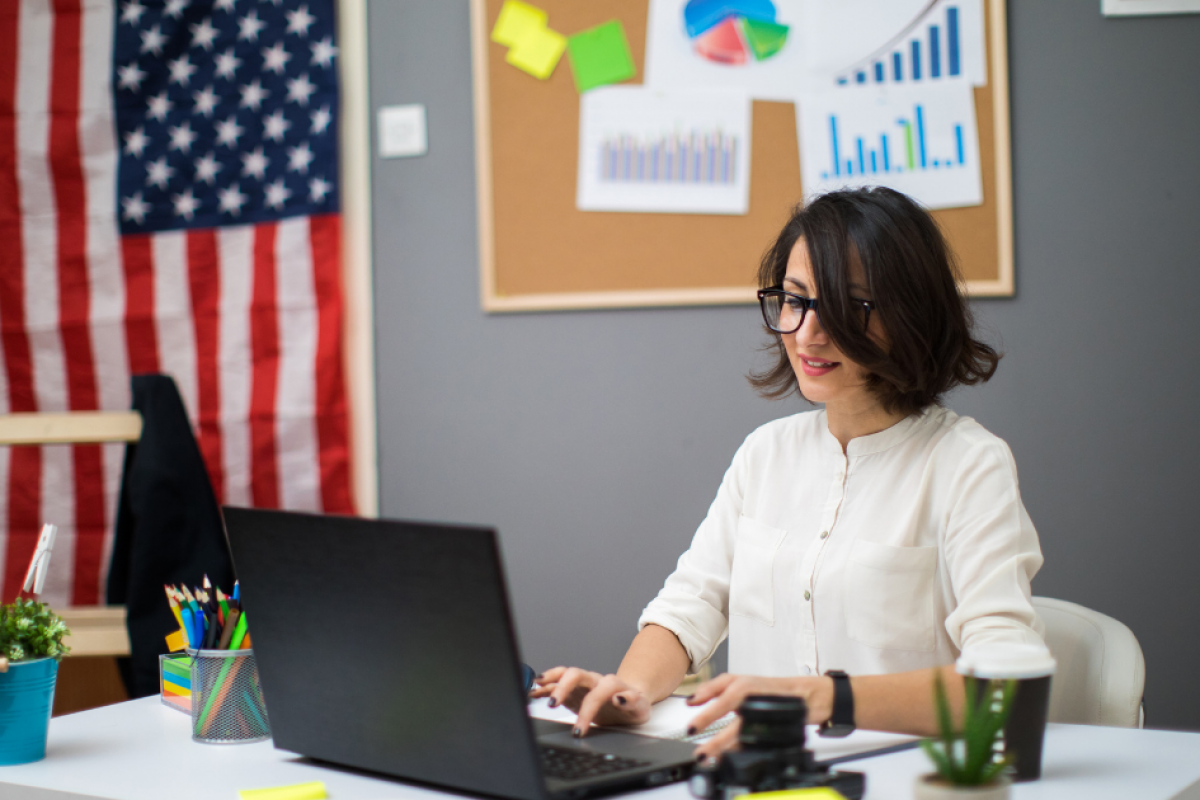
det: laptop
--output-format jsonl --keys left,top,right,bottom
{"left": 221, "top": 507, "right": 698, "bottom": 800}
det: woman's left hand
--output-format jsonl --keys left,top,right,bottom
{"left": 686, "top": 673, "right": 836, "bottom": 761}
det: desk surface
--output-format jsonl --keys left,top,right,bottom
{"left": 3, "top": 697, "right": 1199, "bottom": 800}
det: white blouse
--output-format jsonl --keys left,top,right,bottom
{"left": 638, "top": 406, "right": 1046, "bottom": 678}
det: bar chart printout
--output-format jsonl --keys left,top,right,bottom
{"left": 578, "top": 86, "right": 751, "bottom": 214}
{"left": 796, "top": 82, "right": 982, "bottom": 210}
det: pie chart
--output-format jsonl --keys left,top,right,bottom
{"left": 683, "top": 0, "right": 790, "bottom": 66}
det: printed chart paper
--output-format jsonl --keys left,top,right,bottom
{"left": 796, "top": 81, "right": 982, "bottom": 210}
{"left": 577, "top": 87, "right": 752, "bottom": 215}
{"left": 802, "top": 0, "right": 987, "bottom": 87}
{"left": 643, "top": 0, "right": 808, "bottom": 101}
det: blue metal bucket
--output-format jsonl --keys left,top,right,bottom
{"left": 0, "top": 658, "right": 57, "bottom": 765}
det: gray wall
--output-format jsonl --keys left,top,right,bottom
{"left": 367, "top": 0, "right": 1200, "bottom": 729}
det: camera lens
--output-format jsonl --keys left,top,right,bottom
{"left": 738, "top": 695, "right": 807, "bottom": 750}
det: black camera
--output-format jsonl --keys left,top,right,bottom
{"left": 688, "top": 695, "right": 865, "bottom": 800}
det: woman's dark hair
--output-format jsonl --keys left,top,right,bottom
{"left": 749, "top": 187, "right": 1000, "bottom": 416}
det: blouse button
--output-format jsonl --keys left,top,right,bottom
{"left": 803, "top": 665, "right": 813, "bottom": 675}
{"left": 804, "top": 590, "right": 811, "bottom": 601}
{"left": 819, "top": 530, "right": 829, "bottom": 539}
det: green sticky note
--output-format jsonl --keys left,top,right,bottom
{"left": 566, "top": 20, "right": 636, "bottom": 93}
{"left": 740, "top": 18, "right": 789, "bottom": 61}
{"left": 491, "top": 0, "right": 549, "bottom": 47}
{"left": 506, "top": 25, "right": 567, "bottom": 80}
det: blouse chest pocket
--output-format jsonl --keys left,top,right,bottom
{"left": 728, "top": 515, "right": 787, "bottom": 627}
{"left": 843, "top": 539, "right": 939, "bottom": 652}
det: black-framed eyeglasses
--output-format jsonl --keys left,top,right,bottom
{"left": 757, "top": 288, "right": 875, "bottom": 334}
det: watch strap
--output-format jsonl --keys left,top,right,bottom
{"left": 818, "top": 669, "right": 855, "bottom": 737}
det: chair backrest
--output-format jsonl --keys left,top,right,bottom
{"left": 1033, "top": 596, "right": 1145, "bottom": 728}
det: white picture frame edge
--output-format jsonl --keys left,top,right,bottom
{"left": 1102, "top": 0, "right": 1200, "bottom": 17}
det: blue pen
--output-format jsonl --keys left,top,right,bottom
{"left": 182, "top": 607, "right": 197, "bottom": 649}
{"left": 232, "top": 581, "right": 240, "bottom": 602}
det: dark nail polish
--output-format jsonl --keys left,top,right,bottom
{"left": 548, "top": 698, "right": 558, "bottom": 708}
{"left": 616, "top": 695, "right": 627, "bottom": 706}
{"left": 695, "top": 753, "right": 706, "bottom": 762}
{"left": 537, "top": 673, "right": 544, "bottom": 680}
{"left": 686, "top": 726, "right": 696, "bottom": 736}
{"left": 572, "top": 728, "right": 582, "bottom": 738}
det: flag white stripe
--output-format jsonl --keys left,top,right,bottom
{"left": 152, "top": 231, "right": 198, "bottom": 423}
{"left": 80, "top": 0, "right": 127, "bottom": 598}
{"left": 218, "top": 224, "right": 254, "bottom": 507}
{"left": 275, "top": 217, "right": 320, "bottom": 511}
{"left": 18, "top": 0, "right": 76, "bottom": 608}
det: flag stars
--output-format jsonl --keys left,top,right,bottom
{"left": 264, "top": 177, "right": 291, "bottom": 210}
{"left": 262, "top": 41, "right": 291, "bottom": 75}
{"left": 238, "top": 10, "right": 266, "bottom": 42}
{"left": 286, "top": 5, "right": 315, "bottom": 36}
{"left": 310, "top": 36, "right": 337, "bottom": 68}
{"left": 241, "top": 146, "right": 269, "bottom": 180}
{"left": 140, "top": 25, "right": 167, "bottom": 56}
{"left": 213, "top": 0, "right": 236, "bottom": 11}
{"left": 194, "top": 151, "right": 223, "bottom": 185}
{"left": 147, "top": 91, "right": 173, "bottom": 122}
{"left": 215, "top": 114, "right": 245, "bottom": 148}
{"left": 122, "top": 192, "right": 150, "bottom": 224}
{"left": 123, "top": 126, "right": 149, "bottom": 157}
{"left": 117, "top": 62, "right": 146, "bottom": 93}
{"left": 263, "top": 108, "right": 291, "bottom": 142}
{"left": 164, "top": 0, "right": 191, "bottom": 19}
{"left": 308, "top": 175, "right": 331, "bottom": 203}
{"left": 287, "top": 141, "right": 313, "bottom": 174}
{"left": 193, "top": 85, "right": 220, "bottom": 117}
{"left": 168, "top": 54, "right": 197, "bottom": 87}
{"left": 215, "top": 47, "right": 242, "bottom": 81}
{"left": 218, "top": 183, "right": 248, "bottom": 216}
{"left": 239, "top": 79, "right": 268, "bottom": 111}
{"left": 120, "top": 0, "right": 146, "bottom": 26}
{"left": 190, "top": 18, "right": 219, "bottom": 51}
{"left": 310, "top": 105, "right": 331, "bottom": 135}
{"left": 168, "top": 120, "right": 197, "bottom": 153}
{"left": 145, "top": 156, "right": 175, "bottom": 190}
{"left": 286, "top": 73, "right": 316, "bottom": 106}
{"left": 172, "top": 188, "right": 201, "bottom": 220}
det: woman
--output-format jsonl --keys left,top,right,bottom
{"left": 533, "top": 188, "right": 1045, "bottom": 756}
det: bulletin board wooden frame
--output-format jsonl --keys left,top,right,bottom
{"left": 471, "top": 0, "right": 1014, "bottom": 313}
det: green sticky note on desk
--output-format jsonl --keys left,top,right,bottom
{"left": 506, "top": 25, "right": 567, "bottom": 80}
{"left": 566, "top": 20, "right": 636, "bottom": 93}
{"left": 491, "top": 0, "right": 548, "bottom": 47}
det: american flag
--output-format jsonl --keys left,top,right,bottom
{"left": 0, "top": 0, "right": 355, "bottom": 608}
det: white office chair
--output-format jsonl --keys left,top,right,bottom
{"left": 1033, "top": 596, "right": 1145, "bottom": 728}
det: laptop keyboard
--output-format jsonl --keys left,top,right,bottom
{"left": 540, "top": 745, "right": 651, "bottom": 781}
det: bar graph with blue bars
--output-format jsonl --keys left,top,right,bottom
{"left": 835, "top": 2, "right": 968, "bottom": 87}
{"left": 821, "top": 103, "right": 968, "bottom": 180}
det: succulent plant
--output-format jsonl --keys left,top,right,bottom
{"left": 920, "top": 671, "right": 1015, "bottom": 786}
{"left": 0, "top": 598, "right": 70, "bottom": 664}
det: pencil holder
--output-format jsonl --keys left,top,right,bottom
{"left": 159, "top": 653, "right": 191, "bottom": 714}
{"left": 187, "top": 648, "right": 270, "bottom": 744}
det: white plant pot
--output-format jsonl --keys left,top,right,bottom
{"left": 913, "top": 773, "right": 1011, "bottom": 800}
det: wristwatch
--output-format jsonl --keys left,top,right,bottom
{"left": 818, "top": 669, "right": 855, "bottom": 737}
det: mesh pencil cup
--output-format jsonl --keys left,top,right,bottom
{"left": 187, "top": 648, "right": 270, "bottom": 744}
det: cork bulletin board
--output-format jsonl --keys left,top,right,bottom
{"left": 471, "top": 0, "right": 1014, "bottom": 313}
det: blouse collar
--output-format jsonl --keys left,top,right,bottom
{"left": 819, "top": 405, "right": 945, "bottom": 459}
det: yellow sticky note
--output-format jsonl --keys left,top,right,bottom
{"left": 505, "top": 26, "right": 567, "bottom": 80}
{"left": 491, "top": 0, "right": 548, "bottom": 47}
{"left": 164, "top": 628, "right": 187, "bottom": 652}
{"left": 745, "top": 790, "right": 847, "bottom": 800}
{"left": 238, "top": 781, "right": 328, "bottom": 800}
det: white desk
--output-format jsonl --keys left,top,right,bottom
{"left": 3, "top": 698, "right": 1199, "bottom": 800}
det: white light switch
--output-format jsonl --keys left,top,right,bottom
{"left": 378, "top": 104, "right": 428, "bottom": 159}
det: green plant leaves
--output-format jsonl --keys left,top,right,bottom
{"left": 922, "top": 672, "right": 1015, "bottom": 787}
{"left": 0, "top": 598, "right": 71, "bottom": 662}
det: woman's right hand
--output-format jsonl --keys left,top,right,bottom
{"left": 531, "top": 666, "right": 653, "bottom": 736}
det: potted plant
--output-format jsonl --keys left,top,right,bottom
{"left": 0, "top": 598, "right": 70, "bottom": 765}
{"left": 915, "top": 672, "right": 1016, "bottom": 799}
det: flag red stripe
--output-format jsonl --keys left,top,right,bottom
{"left": 309, "top": 214, "right": 353, "bottom": 513}
{"left": 122, "top": 235, "right": 160, "bottom": 374}
{"left": 188, "top": 229, "right": 224, "bottom": 504}
{"left": 249, "top": 223, "right": 280, "bottom": 508}
{"left": 49, "top": 0, "right": 104, "bottom": 604}
{"left": 0, "top": 1, "right": 43, "bottom": 602}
